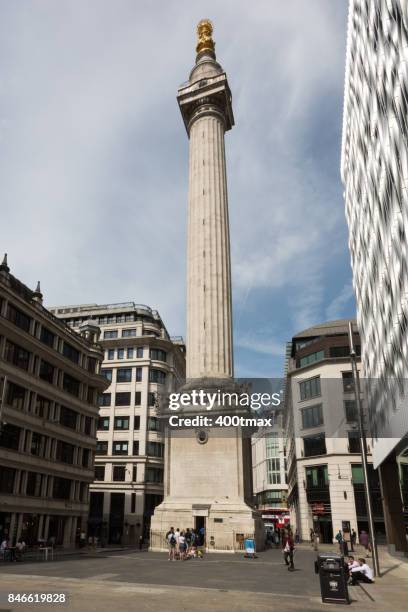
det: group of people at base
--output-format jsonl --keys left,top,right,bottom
{"left": 347, "top": 556, "right": 374, "bottom": 585}
{"left": 0, "top": 538, "right": 27, "bottom": 562}
{"left": 166, "top": 527, "right": 205, "bottom": 561}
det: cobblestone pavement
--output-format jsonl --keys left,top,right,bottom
{"left": 0, "top": 546, "right": 406, "bottom": 611}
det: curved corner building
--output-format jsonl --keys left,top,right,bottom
{"left": 341, "top": 0, "right": 408, "bottom": 553}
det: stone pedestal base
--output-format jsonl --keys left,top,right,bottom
{"left": 150, "top": 497, "right": 264, "bottom": 553}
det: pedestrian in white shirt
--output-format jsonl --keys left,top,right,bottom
{"left": 350, "top": 558, "right": 374, "bottom": 585}
{"left": 174, "top": 528, "right": 180, "bottom": 558}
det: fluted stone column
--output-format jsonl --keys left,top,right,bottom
{"left": 187, "top": 113, "right": 233, "bottom": 380}
{"left": 178, "top": 20, "right": 235, "bottom": 382}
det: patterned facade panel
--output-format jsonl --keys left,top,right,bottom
{"left": 341, "top": 0, "right": 408, "bottom": 446}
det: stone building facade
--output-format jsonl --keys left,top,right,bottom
{"left": 51, "top": 302, "right": 185, "bottom": 545}
{"left": 284, "top": 320, "right": 384, "bottom": 544}
{"left": 0, "top": 256, "right": 107, "bottom": 547}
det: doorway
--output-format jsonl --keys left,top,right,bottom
{"left": 194, "top": 516, "right": 206, "bottom": 546}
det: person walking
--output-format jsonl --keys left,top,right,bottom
{"left": 335, "top": 529, "right": 343, "bottom": 552}
{"left": 282, "top": 532, "right": 295, "bottom": 571}
{"left": 359, "top": 530, "right": 370, "bottom": 556}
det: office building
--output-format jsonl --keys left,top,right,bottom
{"left": 0, "top": 255, "right": 107, "bottom": 547}
{"left": 51, "top": 302, "right": 185, "bottom": 544}
{"left": 252, "top": 417, "right": 290, "bottom": 531}
{"left": 341, "top": 0, "right": 408, "bottom": 552}
{"left": 284, "top": 320, "right": 384, "bottom": 544}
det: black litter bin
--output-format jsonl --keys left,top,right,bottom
{"left": 316, "top": 552, "right": 350, "bottom": 605}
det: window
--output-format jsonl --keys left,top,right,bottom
{"left": 26, "top": 472, "right": 43, "bottom": 497}
{"left": 117, "top": 368, "right": 132, "bottom": 383}
{"left": 127, "top": 348, "right": 134, "bottom": 359}
{"left": 132, "top": 465, "right": 137, "bottom": 481}
{"left": 146, "top": 441, "right": 164, "bottom": 457}
{"left": 82, "top": 448, "right": 90, "bottom": 467}
{"left": 145, "top": 467, "right": 163, "bottom": 483}
{"left": 112, "top": 441, "right": 128, "bottom": 455}
{"left": 266, "top": 433, "right": 279, "bottom": 457}
{"left": 94, "top": 465, "right": 105, "bottom": 481}
{"left": 96, "top": 441, "right": 108, "bottom": 455}
{"left": 87, "top": 386, "right": 96, "bottom": 404}
{"left": 84, "top": 416, "right": 92, "bottom": 435}
{"left": 136, "top": 367, "right": 142, "bottom": 382}
{"left": 87, "top": 358, "right": 96, "bottom": 374}
{"left": 53, "top": 477, "right": 72, "bottom": 500}
{"left": 344, "top": 400, "right": 358, "bottom": 422}
{"left": 0, "top": 466, "right": 15, "bottom": 493}
{"left": 0, "top": 424, "right": 21, "bottom": 451}
{"left": 301, "top": 404, "right": 323, "bottom": 429}
{"left": 98, "top": 393, "right": 111, "bottom": 407}
{"left": 6, "top": 303, "right": 31, "bottom": 333}
{"left": 104, "top": 330, "right": 118, "bottom": 339}
{"left": 60, "top": 406, "right": 78, "bottom": 429}
{"left": 62, "top": 342, "right": 80, "bottom": 364}
{"left": 299, "top": 350, "right": 324, "bottom": 368}
{"left": 342, "top": 372, "right": 354, "bottom": 393}
{"left": 122, "top": 329, "right": 136, "bottom": 337}
{"left": 299, "top": 376, "right": 321, "bottom": 400}
{"left": 267, "top": 458, "right": 281, "bottom": 484}
{"left": 114, "top": 416, "right": 129, "bottom": 430}
{"left": 39, "top": 359, "right": 54, "bottom": 383}
{"left": 56, "top": 440, "right": 75, "bottom": 464}
{"left": 101, "top": 369, "right": 112, "bottom": 381}
{"left": 303, "top": 433, "right": 326, "bottom": 457}
{"left": 5, "top": 341, "right": 30, "bottom": 371}
{"left": 31, "top": 432, "right": 47, "bottom": 457}
{"left": 137, "top": 347, "right": 143, "bottom": 358}
{"left": 149, "top": 369, "right": 166, "bottom": 384}
{"left": 150, "top": 349, "right": 167, "bottom": 362}
{"left": 6, "top": 382, "right": 26, "bottom": 411}
{"left": 112, "top": 465, "right": 126, "bottom": 481}
{"left": 117, "top": 348, "right": 125, "bottom": 360}
{"left": 147, "top": 417, "right": 160, "bottom": 431}
{"left": 97, "top": 416, "right": 110, "bottom": 431}
{"left": 131, "top": 493, "right": 136, "bottom": 513}
{"left": 306, "top": 465, "right": 328, "bottom": 489}
{"left": 330, "top": 345, "right": 360, "bottom": 358}
{"left": 135, "top": 391, "right": 142, "bottom": 405}
{"left": 35, "top": 395, "right": 51, "bottom": 418}
{"left": 134, "top": 416, "right": 140, "bottom": 430}
{"left": 133, "top": 440, "right": 139, "bottom": 455}
{"left": 107, "top": 349, "right": 115, "bottom": 360}
{"left": 63, "top": 373, "right": 80, "bottom": 396}
{"left": 148, "top": 392, "right": 156, "bottom": 407}
{"left": 40, "top": 326, "right": 55, "bottom": 348}
{"left": 115, "top": 392, "right": 131, "bottom": 406}
{"left": 348, "top": 431, "right": 361, "bottom": 453}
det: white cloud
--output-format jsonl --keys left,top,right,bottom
{"left": 325, "top": 283, "right": 355, "bottom": 321}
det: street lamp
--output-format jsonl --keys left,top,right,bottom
{"left": 348, "top": 322, "right": 380, "bottom": 577}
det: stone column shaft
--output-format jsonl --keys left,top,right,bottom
{"left": 187, "top": 111, "right": 233, "bottom": 380}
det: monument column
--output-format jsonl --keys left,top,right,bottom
{"left": 179, "top": 19, "right": 234, "bottom": 381}
{"left": 150, "top": 20, "right": 262, "bottom": 553}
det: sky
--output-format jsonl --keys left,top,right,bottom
{"left": 0, "top": 0, "right": 354, "bottom": 377}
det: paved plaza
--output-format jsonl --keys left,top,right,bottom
{"left": 0, "top": 546, "right": 407, "bottom": 611}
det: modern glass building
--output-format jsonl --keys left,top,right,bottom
{"left": 341, "top": 0, "right": 408, "bottom": 553}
